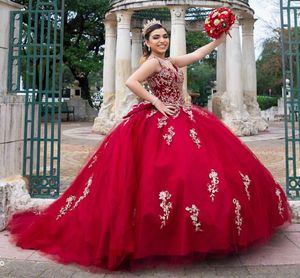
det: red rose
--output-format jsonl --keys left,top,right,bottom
{"left": 204, "top": 7, "right": 235, "bottom": 39}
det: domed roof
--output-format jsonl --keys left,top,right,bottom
{"left": 109, "top": 0, "right": 252, "bottom": 14}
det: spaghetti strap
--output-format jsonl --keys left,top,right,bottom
{"left": 148, "top": 55, "right": 168, "bottom": 68}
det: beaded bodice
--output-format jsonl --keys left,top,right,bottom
{"left": 146, "top": 57, "right": 185, "bottom": 106}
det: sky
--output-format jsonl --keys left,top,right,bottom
{"left": 248, "top": 0, "right": 280, "bottom": 58}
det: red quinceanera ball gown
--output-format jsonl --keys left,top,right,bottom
{"left": 7, "top": 57, "right": 291, "bottom": 271}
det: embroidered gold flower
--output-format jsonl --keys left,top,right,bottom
{"left": 239, "top": 172, "right": 251, "bottom": 200}
{"left": 189, "top": 128, "right": 201, "bottom": 149}
{"left": 183, "top": 106, "right": 195, "bottom": 122}
{"left": 275, "top": 188, "right": 285, "bottom": 218}
{"left": 163, "top": 126, "right": 175, "bottom": 145}
{"left": 207, "top": 169, "right": 219, "bottom": 202}
{"left": 159, "top": 190, "right": 172, "bottom": 228}
{"left": 157, "top": 116, "right": 168, "bottom": 128}
{"left": 186, "top": 204, "right": 203, "bottom": 232}
{"left": 146, "top": 109, "right": 157, "bottom": 118}
{"left": 56, "top": 195, "right": 76, "bottom": 220}
{"left": 56, "top": 175, "right": 93, "bottom": 220}
{"left": 233, "top": 198, "right": 243, "bottom": 236}
{"left": 88, "top": 155, "right": 97, "bottom": 169}
{"left": 71, "top": 175, "right": 93, "bottom": 211}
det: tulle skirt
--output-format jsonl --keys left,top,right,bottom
{"left": 7, "top": 103, "right": 291, "bottom": 271}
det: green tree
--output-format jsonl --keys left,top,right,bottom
{"left": 186, "top": 31, "right": 216, "bottom": 106}
{"left": 12, "top": 0, "right": 109, "bottom": 106}
{"left": 256, "top": 36, "right": 282, "bottom": 96}
{"left": 186, "top": 31, "right": 215, "bottom": 67}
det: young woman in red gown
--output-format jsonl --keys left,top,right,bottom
{"left": 7, "top": 20, "right": 291, "bottom": 271}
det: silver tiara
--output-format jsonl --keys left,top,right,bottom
{"left": 142, "top": 18, "right": 162, "bottom": 36}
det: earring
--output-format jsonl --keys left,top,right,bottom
{"left": 148, "top": 46, "right": 151, "bottom": 52}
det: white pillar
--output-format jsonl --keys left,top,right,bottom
{"left": 169, "top": 6, "right": 189, "bottom": 101}
{"left": 216, "top": 42, "right": 226, "bottom": 93}
{"left": 241, "top": 17, "right": 268, "bottom": 131}
{"left": 92, "top": 15, "right": 117, "bottom": 134}
{"left": 226, "top": 19, "right": 243, "bottom": 110}
{"left": 115, "top": 10, "right": 138, "bottom": 120}
{"left": 242, "top": 18, "right": 256, "bottom": 98}
{"left": 221, "top": 16, "right": 255, "bottom": 135}
{"left": 211, "top": 42, "right": 227, "bottom": 116}
{"left": 131, "top": 28, "right": 142, "bottom": 73}
{"left": 0, "top": 0, "right": 22, "bottom": 95}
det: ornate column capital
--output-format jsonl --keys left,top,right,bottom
{"left": 240, "top": 17, "right": 256, "bottom": 37}
{"left": 169, "top": 6, "right": 187, "bottom": 24}
{"left": 115, "top": 10, "right": 133, "bottom": 28}
{"left": 104, "top": 16, "right": 117, "bottom": 38}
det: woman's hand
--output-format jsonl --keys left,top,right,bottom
{"left": 154, "top": 99, "right": 177, "bottom": 117}
{"left": 217, "top": 32, "right": 228, "bottom": 44}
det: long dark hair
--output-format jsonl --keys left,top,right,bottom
{"left": 140, "top": 23, "right": 168, "bottom": 64}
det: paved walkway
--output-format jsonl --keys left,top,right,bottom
{"left": 1, "top": 121, "right": 300, "bottom": 277}
{"left": 1, "top": 224, "right": 300, "bottom": 277}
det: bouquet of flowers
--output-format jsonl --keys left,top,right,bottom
{"left": 204, "top": 7, "right": 235, "bottom": 39}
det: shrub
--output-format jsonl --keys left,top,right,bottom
{"left": 257, "top": 96, "right": 278, "bottom": 110}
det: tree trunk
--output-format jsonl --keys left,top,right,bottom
{"left": 77, "top": 76, "right": 93, "bottom": 107}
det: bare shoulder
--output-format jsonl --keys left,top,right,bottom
{"left": 168, "top": 56, "right": 179, "bottom": 66}
{"left": 143, "top": 57, "right": 161, "bottom": 70}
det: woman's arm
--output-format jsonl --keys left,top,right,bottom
{"left": 170, "top": 33, "right": 227, "bottom": 68}
{"left": 125, "top": 58, "right": 160, "bottom": 104}
{"left": 125, "top": 58, "right": 178, "bottom": 117}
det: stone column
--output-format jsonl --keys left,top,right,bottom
{"left": 0, "top": 1, "right": 26, "bottom": 180}
{"left": 115, "top": 10, "right": 138, "bottom": 121}
{"left": 131, "top": 28, "right": 143, "bottom": 73}
{"left": 226, "top": 19, "right": 244, "bottom": 112}
{"left": 220, "top": 16, "right": 255, "bottom": 136}
{"left": 241, "top": 17, "right": 267, "bottom": 131}
{"left": 0, "top": 0, "right": 22, "bottom": 95}
{"left": 92, "top": 15, "right": 117, "bottom": 134}
{"left": 169, "top": 6, "right": 190, "bottom": 102}
{"left": 216, "top": 43, "right": 226, "bottom": 93}
{"left": 211, "top": 42, "right": 227, "bottom": 116}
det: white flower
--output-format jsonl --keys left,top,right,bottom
{"left": 214, "top": 19, "right": 220, "bottom": 26}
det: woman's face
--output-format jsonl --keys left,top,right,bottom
{"left": 145, "top": 28, "right": 169, "bottom": 56}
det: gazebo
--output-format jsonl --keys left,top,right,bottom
{"left": 92, "top": 0, "right": 267, "bottom": 136}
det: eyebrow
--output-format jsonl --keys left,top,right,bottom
{"left": 152, "top": 33, "right": 168, "bottom": 36}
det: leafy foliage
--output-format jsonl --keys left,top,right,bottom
{"left": 186, "top": 32, "right": 216, "bottom": 106}
{"left": 12, "top": 0, "right": 109, "bottom": 106}
{"left": 257, "top": 95, "right": 279, "bottom": 110}
{"left": 256, "top": 36, "right": 282, "bottom": 96}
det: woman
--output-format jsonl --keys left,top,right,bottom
{"left": 7, "top": 20, "right": 291, "bottom": 271}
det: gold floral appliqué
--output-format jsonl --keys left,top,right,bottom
{"left": 240, "top": 172, "right": 251, "bottom": 200}
{"left": 56, "top": 196, "right": 76, "bottom": 220}
{"left": 146, "top": 109, "right": 157, "bottom": 118}
{"left": 207, "top": 169, "right": 219, "bottom": 202}
{"left": 71, "top": 175, "right": 93, "bottom": 211}
{"left": 189, "top": 128, "right": 201, "bottom": 149}
{"left": 275, "top": 188, "right": 285, "bottom": 218}
{"left": 56, "top": 175, "right": 93, "bottom": 220}
{"left": 88, "top": 155, "right": 97, "bottom": 169}
{"left": 233, "top": 198, "right": 243, "bottom": 236}
{"left": 159, "top": 190, "right": 172, "bottom": 228}
{"left": 163, "top": 126, "right": 175, "bottom": 145}
{"left": 157, "top": 116, "right": 168, "bottom": 128}
{"left": 185, "top": 204, "right": 203, "bottom": 232}
{"left": 183, "top": 106, "right": 195, "bottom": 122}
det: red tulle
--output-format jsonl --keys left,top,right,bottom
{"left": 7, "top": 57, "right": 291, "bottom": 271}
{"left": 7, "top": 104, "right": 291, "bottom": 271}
